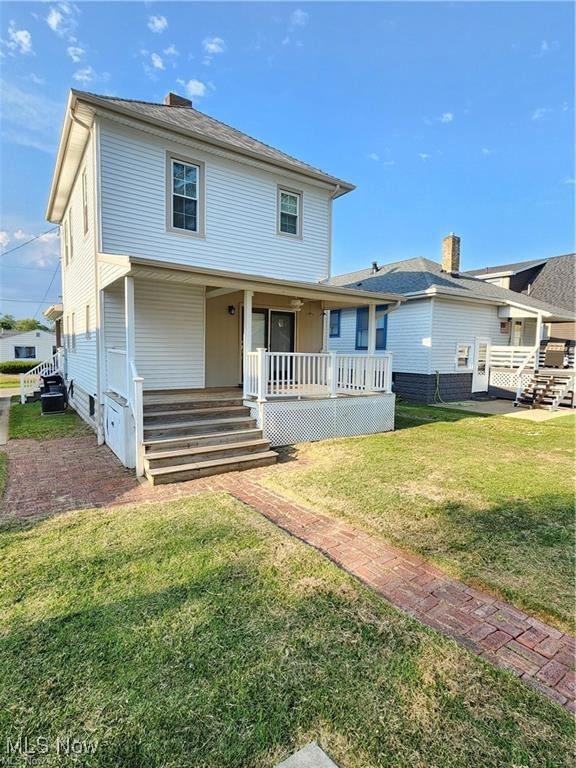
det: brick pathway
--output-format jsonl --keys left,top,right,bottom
{"left": 2, "top": 436, "right": 574, "bottom": 711}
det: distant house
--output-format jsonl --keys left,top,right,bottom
{"left": 0, "top": 328, "right": 56, "bottom": 364}
{"left": 466, "top": 253, "right": 576, "bottom": 341}
{"left": 329, "top": 235, "right": 574, "bottom": 403}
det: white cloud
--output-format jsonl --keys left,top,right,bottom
{"left": 72, "top": 65, "right": 108, "bottom": 84}
{"left": 439, "top": 112, "right": 453, "bottom": 123}
{"left": 531, "top": 106, "right": 551, "bottom": 121}
{"left": 148, "top": 15, "right": 168, "bottom": 34}
{"left": 368, "top": 152, "right": 380, "bottom": 161}
{"left": 163, "top": 44, "right": 179, "bottom": 57}
{"left": 564, "top": 177, "right": 575, "bottom": 185}
{"left": 418, "top": 153, "right": 431, "bottom": 160}
{"left": 290, "top": 9, "right": 309, "bottom": 27}
{"left": 151, "top": 52, "right": 164, "bottom": 70}
{"left": 13, "top": 229, "right": 29, "bottom": 240}
{"left": 0, "top": 78, "right": 62, "bottom": 153}
{"left": 27, "top": 73, "right": 45, "bottom": 85}
{"left": 46, "top": 7, "right": 63, "bottom": 33}
{"left": 0, "top": 231, "right": 10, "bottom": 248}
{"left": 67, "top": 45, "right": 84, "bottom": 62}
{"left": 3, "top": 22, "right": 33, "bottom": 55}
{"left": 177, "top": 78, "right": 208, "bottom": 98}
{"left": 481, "top": 147, "right": 493, "bottom": 155}
{"left": 45, "top": 3, "right": 78, "bottom": 38}
{"left": 535, "top": 39, "right": 559, "bottom": 57}
{"left": 203, "top": 36, "right": 225, "bottom": 55}
{"left": 382, "top": 160, "right": 395, "bottom": 166}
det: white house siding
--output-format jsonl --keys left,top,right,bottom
{"left": 98, "top": 119, "right": 331, "bottom": 283}
{"left": 329, "top": 300, "right": 433, "bottom": 375}
{"left": 0, "top": 330, "right": 56, "bottom": 363}
{"left": 102, "top": 281, "right": 126, "bottom": 350}
{"left": 61, "top": 133, "right": 98, "bottom": 427}
{"left": 430, "top": 299, "right": 503, "bottom": 373}
{"left": 134, "top": 278, "right": 205, "bottom": 390}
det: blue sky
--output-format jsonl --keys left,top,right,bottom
{"left": 0, "top": 1, "right": 574, "bottom": 318}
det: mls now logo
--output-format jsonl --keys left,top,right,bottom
{"left": 5, "top": 735, "right": 99, "bottom": 757}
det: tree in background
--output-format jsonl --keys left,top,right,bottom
{"left": 0, "top": 315, "right": 50, "bottom": 332}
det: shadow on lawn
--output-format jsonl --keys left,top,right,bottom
{"left": 394, "top": 402, "right": 487, "bottom": 432}
{"left": 1, "top": 552, "right": 571, "bottom": 768}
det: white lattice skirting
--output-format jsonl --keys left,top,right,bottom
{"left": 489, "top": 370, "right": 532, "bottom": 390}
{"left": 245, "top": 393, "right": 395, "bottom": 447}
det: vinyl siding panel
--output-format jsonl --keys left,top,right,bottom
{"left": 430, "top": 299, "right": 503, "bottom": 373}
{"left": 99, "top": 119, "right": 331, "bottom": 283}
{"left": 134, "top": 279, "right": 205, "bottom": 390}
{"left": 102, "top": 281, "right": 126, "bottom": 350}
{"left": 61, "top": 134, "right": 98, "bottom": 400}
{"left": 0, "top": 330, "right": 56, "bottom": 362}
{"left": 329, "top": 300, "right": 434, "bottom": 375}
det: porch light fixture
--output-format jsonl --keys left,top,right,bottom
{"left": 290, "top": 299, "right": 304, "bottom": 312}
{"left": 227, "top": 305, "right": 236, "bottom": 316}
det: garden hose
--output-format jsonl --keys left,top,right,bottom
{"left": 433, "top": 370, "right": 447, "bottom": 404}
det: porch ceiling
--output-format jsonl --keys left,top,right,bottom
{"left": 114, "top": 255, "right": 404, "bottom": 307}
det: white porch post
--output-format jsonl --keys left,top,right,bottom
{"left": 124, "top": 276, "right": 135, "bottom": 371}
{"left": 243, "top": 290, "right": 253, "bottom": 398}
{"left": 322, "top": 305, "right": 330, "bottom": 352}
{"left": 535, "top": 313, "right": 543, "bottom": 371}
{"left": 367, "top": 304, "right": 377, "bottom": 354}
{"left": 256, "top": 347, "right": 267, "bottom": 402}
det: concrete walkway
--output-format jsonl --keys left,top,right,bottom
{"left": 2, "top": 434, "right": 574, "bottom": 711}
{"left": 432, "top": 398, "right": 572, "bottom": 421}
{"left": 0, "top": 396, "right": 11, "bottom": 446}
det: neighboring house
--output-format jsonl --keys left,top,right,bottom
{"left": 466, "top": 253, "right": 576, "bottom": 341}
{"left": 329, "top": 235, "right": 575, "bottom": 403}
{"left": 37, "top": 89, "right": 403, "bottom": 482}
{"left": 0, "top": 328, "right": 56, "bottom": 363}
{"left": 44, "top": 304, "right": 64, "bottom": 348}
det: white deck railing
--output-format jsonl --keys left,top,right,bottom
{"left": 244, "top": 350, "right": 393, "bottom": 400}
{"left": 106, "top": 348, "right": 128, "bottom": 398}
{"left": 128, "top": 360, "right": 144, "bottom": 477}
{"left": 490, "top": 345, "right": 536, "bottom": 369}
{"left": 19, "top": 348, "right": 65, "bottom": 404}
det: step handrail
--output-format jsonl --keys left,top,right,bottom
{"left": 128, "top": 359, "right": 145, "bottom": 477}
{"left": 550, "top": 374, "right": 575, "bottom": 411}
{"left": 514, "top": 343, "right": 540, "bottom": 401}
{"left": 19, "top": 348, "right": 65, "bottom": 404}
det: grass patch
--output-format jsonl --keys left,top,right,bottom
{"left": 264, "top": 403, "right": 576, "bottom": 632}
{"left": 9, "top": 400, "right": 92, "bottom": 440}
{"left": 0, "top": 374, "right": 19, "bottom": 389}
{"left": 0, "top": 494, "right": 572, "bottom": 767}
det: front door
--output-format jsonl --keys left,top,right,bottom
{"left": 472, "top": 337, "right": 490, "bottom": 392}
{"left": 269, "top": 311, "right": 295, "bottom": 353}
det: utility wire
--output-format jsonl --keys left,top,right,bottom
{"left": 0, "top": 298, "right": 61, "bottom": 304}
{"left": 33, "top": 262, "right": 61, "bottom": 319}
{"left": 0, "top": 227, "right": 59, "bottom": 258}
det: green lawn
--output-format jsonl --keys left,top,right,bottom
{"left": 9, "top": 399, "right": 92, "bottom": 440}
{"left": 264, "top": 403, "right": 576, "bottom": 632}
{"left": 0, "top": 494, "right": 572, "bottom": 767}
{"left": 0, "top": 374, "right": 19, "bottom": 389}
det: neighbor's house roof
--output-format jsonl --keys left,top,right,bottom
{"left": 47, "top": 89, "right": 355, "bottom": 221}
{"left": 329, "top": 257, "right": 574, "bottom": 321}
{"left": 0, "top": 328, "right": 55, "bottom": 338}
{"left": 464, "top": 258, "right": 549, "bottom": 278}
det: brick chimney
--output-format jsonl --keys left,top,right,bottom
{"left": 442, "top": 233, "right": 460, "bottom": 274}
{"left": 164, "top": 92, "right": 192, "bottom": 108}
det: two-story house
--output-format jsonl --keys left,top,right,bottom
{"left": 41, "top": 89, "right": 402, "bottom": 483}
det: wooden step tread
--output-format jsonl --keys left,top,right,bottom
{"left": 143, "top": 428, "right": 262, "bottom": 448}
{"left": 144, "top": 405, "right": 248, "bottom": 420}
{"left": 144, "top": 416, "right": 254, "bottom": 432}
{"left": 146, "top": 450, "right": 278, "bottom": 478}
{"left": 145, "top": 439, "right": 269, "bottom": 461}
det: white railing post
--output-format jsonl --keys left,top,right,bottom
{"left": 19, "top": 373, "right": 25, "bottom": 404}
{"left": 328, "top": 351, "right": 338, "bottom": 397}
{"left": 385, "top": 353, "right": 393, "bottom": 392}
{"left": 256, "top": 347, "right": 267, "bottom": 402}
{"left": 243, "top": 290, "right": 253, "bottom": 399}
{"left": 133, "top": 372, "right": 145, "bottom": 477}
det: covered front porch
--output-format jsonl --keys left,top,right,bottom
{"left": 99, "top": 258, "right": 401, "bottom": 475}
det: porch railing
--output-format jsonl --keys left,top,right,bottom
{"left": 128, "top": 360, "right": 144, "bottom": 477}
{"left": 19, "top": 348, "right": 65, "bottom": 404}
{"left": 106, "top": 348, "right": 127, "bottom": 398}
{"left": 490, "top": 345, "right": 536, "bottom": 369}
{"left": 244, "top": 350, "right": 393, "bottom": 400}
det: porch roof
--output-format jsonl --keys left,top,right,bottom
{"left": 102, "top": 254, "right": 405, "bottom": 308}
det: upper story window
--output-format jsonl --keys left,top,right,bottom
{"left": 278, "top": 188, "right": 301, "bottom": 237}
{"left": 167, "top": 154, "right": 204, "bottom": 236}
{"left": 82, "top": 168, "right": 88, "bottom": 235}
{"left": 329, "top": 309, "right": 341, "bottom": 338}
{"left": 355, "top": 305, "right": 388, "bottom": 350}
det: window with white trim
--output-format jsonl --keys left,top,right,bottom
{"left": 170, "top": 158, "right": 200, "bottom": 232}
{"left": 82, "top": 168, "right": 89, "bottom": 235}
{"left": 278, "top": 189, "right": 301, "bottom": 236}
{"left": 14, "top": 346, "right": 36, "bottom": 359}
{"left": 456, "top": 343, "right": 471, "bottom": 369}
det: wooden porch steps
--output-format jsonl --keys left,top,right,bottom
{"left": 141, "top": 392, "right": 277, "bottom": 484}
{"left": 515, "top": 373, "right": 575, "bottom": 410}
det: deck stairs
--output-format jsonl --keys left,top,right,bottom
{"left": 142, "top": 389, "right": 277, "bottom": 484}
{"left": 516, "top": 373, "right": 575, "bottom": 410}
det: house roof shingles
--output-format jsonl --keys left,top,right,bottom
{"left": 73, "top": 90, "right": 355, "bottom": 192}
{"left": 329, "top": 257, "right": 574, "bottom": 320}
{"left": 525, "top": 254, "right": 576, "bottom": 314}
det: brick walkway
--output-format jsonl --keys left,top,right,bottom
{"left": 2, "top": 436, "right": 574, "bottom": 711}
